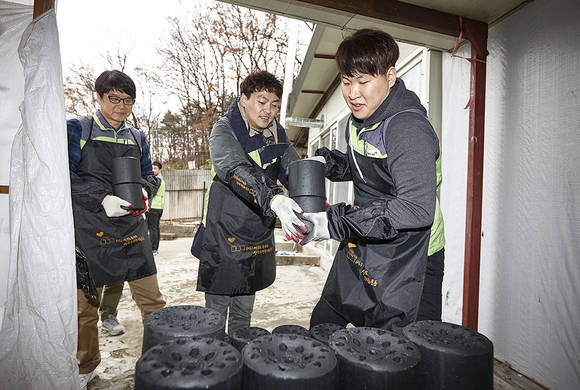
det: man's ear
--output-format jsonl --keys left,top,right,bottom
{"left": 387, "top": 66, "right": 397, "bottom": 88}
{"left": 95, "top": 92, "right": 103, "bottom": 104}
{"left": 240, "top": 94, "right": 248, "bottom": 107}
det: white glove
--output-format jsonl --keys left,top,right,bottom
{"left": 102, "top": 195, "right": 131, "bottom": 217}
{"left": 305, "top": 155, "right": 326, "bottom": 164}
{"left": 301, "top": 211, "right": 330, "bottom": 244}
{"left": 270, "top": 194, "right": 307, "bottom": 243}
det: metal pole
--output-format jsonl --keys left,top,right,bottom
{"left": 461, "top": 23, "right": 488, "bottom": 330}
{"left": 280, "top": 19, "right": 298, "bottom": 128}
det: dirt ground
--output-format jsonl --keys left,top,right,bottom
{"left": 88, "top": 236, "right": 328, "bottom": 389}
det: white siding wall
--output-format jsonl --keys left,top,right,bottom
{"left": 308, "top": 88, "right": 349, "bottom": 146}
{"left": 307, "top": 88, "right": 351, "bottom": 269}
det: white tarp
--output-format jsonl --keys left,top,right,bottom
{"left": 440, "top": 42, "right": 470, "bottom": 326}
{"left": 0, "top": 0, "right": 32, "bottom": 332}
{"left": 442, "top": 0, "right": 580, "bottom": 388}
{"left": 0, "top": 6, "right": 78, "bottom": 389}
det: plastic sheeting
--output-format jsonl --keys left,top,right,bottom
{"left": 480, "top": 0, "right": 580, "bottom": 388}
{"left": 441, "top": 0, "right": 580, "bottom": 388}
{"left": 440, "top": 43, "right": 471, "bottom": 326}
{"left": 0, "top": 0, "right": 32, "bottom": 333}
{"left": 0, "top": 7, "right": 78, "bottom": 390}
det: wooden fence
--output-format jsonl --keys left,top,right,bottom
{"left": 161, "top": 170, "right": 211, "bottom": 221}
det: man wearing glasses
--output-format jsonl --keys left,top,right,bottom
{"left": 67, "top": 70, "right": 165, "bottom": 389}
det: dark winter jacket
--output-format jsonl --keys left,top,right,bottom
{"left": 317, "top": 78, "right": 444, "bottom": 254}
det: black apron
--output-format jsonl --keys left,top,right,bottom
{"left": 321, "top": 113, "right": 430, "bottom": 329}
{"left": 72, "top": 124, "right": 156, "bottom": 287}
{"left": 196, "top": 177, "right": 277, "bottom": 295}
{"left": 196, "top": 101, "right": 292, "bottom": 296}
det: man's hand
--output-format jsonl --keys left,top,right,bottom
{"left": 301, "top": 211, "right": 330, "bottom": 245}
{"left": 128, "top": 188, "right": 149, "bottom": 216}
{"left": 270, "top": 195, "right": 307, "bottom": 243}
{"left": 102, "top": 195, "right": 131, "bottom": 217}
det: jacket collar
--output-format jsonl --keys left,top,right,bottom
{"left": 93, "top": 110, "right": 130, "bottom": 132}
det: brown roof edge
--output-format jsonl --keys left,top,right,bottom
{"left": 297, "top": 0, "right": 486, "bottom": 38}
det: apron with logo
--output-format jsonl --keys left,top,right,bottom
{"left": 196, "top": 102, "right": 293, "bottom": 295}
{"left": 72, "top": 121, "right": 156, "bottom": 287}
{"left": 321, "top": 109, "right": 432, "bottom": 329}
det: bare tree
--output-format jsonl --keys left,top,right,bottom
{"left": 103, "top": 48, "right": 129, "bottom": 72}
{"left": 215, "top": 5, "right": 292, "bottom": 94}
{"left": 62, "top": 3, "right": 311, "bottom": 169}
{"left": 63, "top": 64, "right": 98, "bottom": 118}
{"left": 131, "top": 67, "right": 162, "bottom": 161}
{"left": 158, "top": 2, "right": 305, "bottom": 169}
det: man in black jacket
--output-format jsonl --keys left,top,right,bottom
{"left": 304, "top": 29, "right": 445, "bottom": 330}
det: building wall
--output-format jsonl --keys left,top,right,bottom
{"left": 308, "top": 88, "right": 349, "bottom": 147}
{"left": 442, "top": 0, "right": 580, "bottom": 388}
{"left": 307, "top": 87, "right": 350, "bottom": 270}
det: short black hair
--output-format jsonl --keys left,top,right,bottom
{"left": 95, "top": 70, "right": 136, "bottom": 99}
{"left": 153, "top": 161, "right": 162, "bottom": 170}
{"left": 240, "top": 71, "right": 282, "bottom": 99}
{"left": 336, "top": 29, "right": 399, "bottom": 77}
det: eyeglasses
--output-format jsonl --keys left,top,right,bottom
{"left": 107, "top": 94, "right": 135, "bottom": 106}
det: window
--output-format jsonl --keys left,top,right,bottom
{"left": 400, "top": 62, "right": 424, "bottom": 102}
{"left": 397, "top": 47, "right": 432, "bottom": 108}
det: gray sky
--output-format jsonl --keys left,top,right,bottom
{"left": 56, "top": 0, "right": 198, "bottom": 73}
